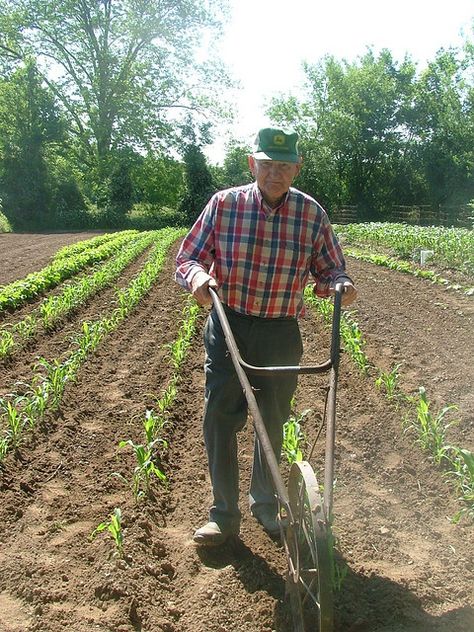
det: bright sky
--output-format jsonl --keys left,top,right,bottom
{"left": 205, "top": 0, "right": 474, "bottom": 163}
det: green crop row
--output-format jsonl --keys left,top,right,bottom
{"left": 0, "top": 231, "right": 156, "bottom": 360}
{"left": 344, "top": 247, "right": 474, "bottom": 296}
{"left": 304, "top": 289, "right": 473, "bottom": 522}
{"left": 117, "top": 296, "right": 200, "bottom": 502}
{"left": 0, "top": 230, "right": 142, "bottom": 312}
{"left": 52, "top": 230, "right": 138, "bottom": 262}
{"left": 334, "top": 222, "right": 474, "bottom": 275}
{"left": 0, "top": 227, "right": 185, "bottom": 461}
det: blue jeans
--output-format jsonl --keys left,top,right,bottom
{"left": 203, "top": 305, "right": 303, "bottom": 530}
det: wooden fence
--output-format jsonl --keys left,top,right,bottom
{"left": 330, "top": 205, "right": 473, "bottom": 228}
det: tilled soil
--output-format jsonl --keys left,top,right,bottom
{"left": 0, "top": 232, "right": 473, "bottom": 632}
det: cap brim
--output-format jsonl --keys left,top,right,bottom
{"left": 253, "top": 151, "right": 300, "bottom": 163}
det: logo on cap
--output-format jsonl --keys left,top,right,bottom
{"left": 273, "top": 134, "right": 285, "bottom": 146}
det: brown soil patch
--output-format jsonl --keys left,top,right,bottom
{"left": 0, "top": 233, "right": 472, "bottom": 632}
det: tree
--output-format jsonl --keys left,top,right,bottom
{"left": 132, "top": 153, "right": 185, "bottom": 210}
{"left": 0, "top": 61, "right": 64, "bottom": 228}
{"left": 220, "top": 140, "right": 252, "bottom": 188}
{"left": 0, "top": 0, "right": 230, "bottom": 175}
{"left": 414, "top": 46, "right": 474, "bottom": 209}
{"left": 179, "top": 144, "right": 215, "bottom": 225}
{"left": 269, "top": 50, "right": 420, "bottom": 217}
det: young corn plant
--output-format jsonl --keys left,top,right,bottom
{"left": 0, "top": 396, "right": 24, "bottom": 449}
{"left": 0, "top": 437, "right": 8, "bottom": 460}
{"left": 118, "top": 438, "right": 167, "bottom": 500}
{"left": 406, "top": 387, "right": 458, "bottom": 464}
{"left": 91, "top": 507, "right": 125, "bottom": 558}
{"left": 375, "top": 363, "right": 402, "bottom": 400}
{"left": 443, "top": 447, "right": 474, "bottom": 522}
{"left": 282, "top": 408, "right": 310, "bottom": 464}
{"left": 304, "top": 288, "right": 370, "bottom": 375}
{"left": 0, "top": 329, "right": 15, "bottom": 359}
{"left": 36, "top": 358, "right": 72, "bottom": 410}
{"left": 168, "top": 303, "right": 200, "bottom": 371}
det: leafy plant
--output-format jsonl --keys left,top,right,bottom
{"left": 375, "top": 363, "right": 402, "bottom": 400}
{"left": 282, "top": 408, "right": 310, "bottom": 464}
{"left": 118, "top": 437, "right": 167, "bottom": 499}
{"left": 443, "top": 447, "right": 474, "bottom": 522}
{"left": 406, "top": 387, "right": 458, "bottom": 464}
{"left": 91, "top": 508, "right": 125, "bottom": 557}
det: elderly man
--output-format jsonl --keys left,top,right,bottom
{"left": 175, "top": 127, "right": 356, "bottom": 546}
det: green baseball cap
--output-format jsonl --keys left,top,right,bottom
{"left": 253, "top": 127, "right": 300, "bottom": 163}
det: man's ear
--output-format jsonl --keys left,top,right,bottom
{"left": 295, "top": 157, "right": 303, "bottom": 177}
{"left": 248, "top": 155, "right": 256, "bottom": 176}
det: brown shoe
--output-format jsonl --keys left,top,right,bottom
{"left": 193, "top": 521, "right": 237, "bottom": 546}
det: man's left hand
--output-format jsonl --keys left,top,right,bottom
{"left": 332, "top": 281, "right": 357, "bottom": 306}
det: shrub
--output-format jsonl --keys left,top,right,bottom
{"left": 0, "top": 208, "right": 12, "bottom": 233}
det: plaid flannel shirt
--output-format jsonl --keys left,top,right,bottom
{"left": 175, "top": 183, "right": 350, "bottom": 318}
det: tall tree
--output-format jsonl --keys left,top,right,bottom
{"left": 0, "top": 0, "right": 230, "bottom": 172}
{"left": 414, "top": 46, "right": 474, "bottom": 209}
{"left": 269, "top": 50, "right": 419, "bottom": 217}
{"left": 0, "top": 61, "right": 64, "bottom": 228}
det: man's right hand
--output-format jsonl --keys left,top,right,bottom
{"left": 190, "top": 271, "right": 218, "bottom": 306}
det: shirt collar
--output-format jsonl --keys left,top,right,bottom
{"left": 252, "top": 183, "right": 291, "bottom": 215}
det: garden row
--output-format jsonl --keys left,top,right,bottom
{"left": 0, "top": 227, "right": 185, "bottom": 461}
{"left": 334, "top": 222, "right": 474, "bottom": 283}
{"left": 305, "top": 288, "right": 473, "bottom": 523}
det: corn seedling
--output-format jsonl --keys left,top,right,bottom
{"left": 282, "top": 408, "right": 310, "bottom": 464}
{"left": 91, "top": 507, "right": 125, "bottom": 557}
{"left": 375, "top": 363, "right": 402, "bottom": 400}
{"left": 144, "top": 408, "right": 168, "bottom": 443}
{"left": 443, "top": 447, "right": 474, "bottom": 522}
{"left": 0, "top": 229, "right": 184, "bottom": 461}
{"left": 14, "top": 314, "right": 37, "bottom": 341}
{"left": 0, "top": 437, "right": 8, "bottom": 460}
{"left": 304, "top": 288, "right": 370, "bottom": 375}
{"left": 406, "top": 387, "right": 458, "bottom": 464}
{"left": 36, "top": 358, "right": 72, "bottom": 410}
{"left": 119, "top": 438, "right": 167, "bottom": 499}
{"left": 0, "top": 329, "right": 15, "bottom": 358}
{"left": 0, "top": 396, "right": 24, "bottom": 448}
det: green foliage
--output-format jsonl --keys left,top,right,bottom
{"left": 375, "top": 364, "right": 402, "bottom": 400}
{"left": 215, "top": 140, "right": 252, "bottom": 189}
{"left": 405, "top": 387, "right": 458, "bottom": 464}
{"left": 0, "top": 0, "right": 229, "bottom": 163}
{"left": 127, "top": 204, "right": 186, "bottom": 231}
{"left": 0, "top": 61, "right": 90, "bottom": 230}
{"left": 0, "top": 228, "right": 185, "bottom": 460}
{"left": 282, "top": 408, "right": 310, "bottom": 464}
{"left": 91, "top": 508, "right": 125, "bottom": 557}
{"left": 132, "top": 154, "right": 185, "bottom": 210}
{"left": 179, "top": 144, "right": 216, "bottom": 225}
{"left": 336, "top": 222, "right": 474, "bottom": 276}
{"left": 0, "top": 230, "right": 140, "bottom": 312}
{"left": 0, "top": 208, "right": 11, "bottom": 232}
{"left": 268, "top": 42, "right": 474, "bottom": 218}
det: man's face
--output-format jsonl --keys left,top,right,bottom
{"left": 248, "top": 156, "right": 301, "bottom": 207}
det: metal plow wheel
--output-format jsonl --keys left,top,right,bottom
{"left": 286, "top": 461, "right": 333, "bottom": 632}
